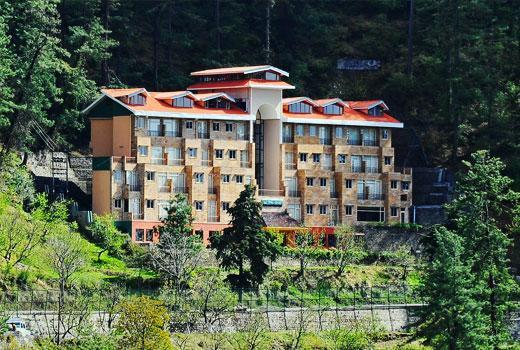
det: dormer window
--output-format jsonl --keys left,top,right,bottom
{"left": 205, "top": 97, "right": 230, "bottom": 109}
{"left": 288, "top": 102, "right": 312, "bottom": 114}
{"left": 172, "top": 96, "right": 193, "bottom": 108}
{"left": 323, "top": 104, "right": 343, "bottom": 115}
{"left": 128, "top": 94, "right": 146, "bottom": 105}
{"left": 368, "top": 106, "right": 383, "bottom": 116}
{"left": 265, "top": 71, "right": 280, "bottom": 81}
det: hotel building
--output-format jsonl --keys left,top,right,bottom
{"left": 83, "top": 65, "right": 412, "bottom": 243}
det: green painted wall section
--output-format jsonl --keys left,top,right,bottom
{"left": 88, "top": 97, "right": 132, "bottom": 118}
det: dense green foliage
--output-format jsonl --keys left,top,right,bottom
{"left": 210, "top": 185, "right": 279, "bottom": 291}
{"left": 420, "top": 151, "right": 520, "bottom": 349}
{"left": 89, "top": 213, "right": 127, "bottom": 262}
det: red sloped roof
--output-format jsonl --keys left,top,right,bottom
{"left": 101, "top": 90, "right": 247, "bottom": 115}
{"left": 348, "top": 100, "right": 389, "bottom": 110}
{"left": 191, "top": 65, "right": 289, "bottom": 77}
{"left": 283, "top": 107, "right": 401, "bottom": 124}
{"left": 187, "top": 79, "right": 295, "bottom": 90}
{"left": 314, "top": 98, "right": 347, "bottom": 107}
{"left": 102, "top": 88, "right": 147, "bottom": 98}
{"left": 282, "top": 97, "right": 318, "bottom": 106}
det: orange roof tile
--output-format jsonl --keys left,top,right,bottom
{"left": 282, "top": 97, "right": 318, "bottom": 107}
{"left": 100, "top": 90, "right": 248, "bottom": 116}
{"left": 187, "top": 79, "right": 295, "bottom": 90}
{"left": 191, "top": 65, "right": 289, "bottom": 77}
{"left": 348, "top": 100, "right": 389, "bottom": 110}
{"left": 314, "top": 98, "right": 347, "bottom": 107}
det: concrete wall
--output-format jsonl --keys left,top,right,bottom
{"left": 263, "top": 119, "right": 281, "bottom": 191}
{"left": 90, "top": 119, "right": 113, "bottom": 156}
{"left": 112, "top": 116, "right": 132, "bottom": 157}
{"left": 92, "top": 171, "right": 111, "bottom": 215}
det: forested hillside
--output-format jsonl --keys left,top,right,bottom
{"left": 0, "top": 0, "right": 518, "bottom": 180}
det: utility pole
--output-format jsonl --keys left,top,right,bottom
{"left": 406, "top": 0, "right": 414, "bottom": 77}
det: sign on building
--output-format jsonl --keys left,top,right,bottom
{"left": 337, "top": 59, "right": 381, "bottom": 71}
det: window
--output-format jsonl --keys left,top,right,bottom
{"left": 335, "top": 127, "right": 343, "bottom": 138}
{"left": 319, "top": 204, "right": 328, "bottom": 215}
{"left": 195, "top": 173, "right": 204, "bottom": 183}
{"left": 357, "top": 206, "right": 385, "bottom": 222}
{"left": 288, "top": 102, "right": 312, "bottom": 113}
{"left": 312, "top": 153, "right": 321, "bottom": 163}
{"left": 345, "top": 179, "right": 353, "bottom": 189}
{"left": 338, "top": 154, "right": 346, "bottom": 164}
{"left": 225, "top": 122, "right": 233, "bottom": 132}
{"left": 205, "top": 98, "right": 230, "bottom": 109}
{"left": 195, "top": 201, "right": 204, "bottom": 210}
{"left": 135, "top": 229, "right": 144, "bottom": 241}
{"left": 306, "top": 177, "right": 314, "bottom": 186}
{"left": 245, "top": 176, "right": 252, "bottom": 184}
{"left": 146, "top": 171, "right": 155, "bottom": 181}
{"left": 391, "top": 207, "right": 398, "bottom": 217}
{"left": 235, "top": 175, "right": 243, "bottom": 184}
{"left": 345, "top": 205, "right": 353, "bottom": 216}
{"left": 306, "top": 204, "right": 314, "bottom": 215}
{"left": 324, "top": 104, "right": 343, "bottom": 115}
{"left": 215, "top": 149, "right": 223, "bottom": 159}
{"left": 228, "top": 150, "right": 237, "bottom": 159}
{"left": 382, "top": 129, "right": 389, "bottom": 139}
{"left": 222, "top": 202, "right": 230, "bottom": 211}
{"left": 136, "top": 117, "right": 145, "bottom": 128}
{"left": 145, "top": 229, "right": 154, "bottom": 241}
{"left": 368, "top": 106, "right": 383, "bottom": 116}
{"left": 138, "top": 146, "right": 148, "bottom": 156}
{"left": 295, "top": 124, "right": 304, "bottom": 136}
{"left": 188, "top": 148, "right": 197, "bottom": 158}
{"left": 309, "top": 126, "right": 317, "bottom": 136}
{"left": 113, "top": 170, "right": 123, "bottom": 183}
{"left": 114, "top": 199, "right": 122, "bottom": 208}
{"left": 146, "top": 199, "right": 155, "bottom": 209}
{"left": 212, "top": 122, "right": 220, "bottom": 131}
{"left": 265, "top": 71, "right": 279, "bottom": 80}
{"left": 172, "top": 96, "right": 193, "bottom": 107}
{"left": 384, "top": 156, "right": 392, "bottom": 165}
{"left": 287, "top": 204, "right": 301, "bottom": 221}
{"left": 186, "top": 121, "right": 193, "bottom": 129}
{"left": 402, "top": 181, "right": 410, "bottom": 190}
{"left": 129, "top": 94, "right": 146, "bottom": 105}
{"left": 319, "top": 177, "right": 327, "bottom": 187}
{"left": 299, "top": 153, "right": 307, "bottom": 162}
{"left": 391, "top": 180, "right": 398, "bottom": 189}
{"left": 222, "top": 174, "right": 230, "bottom": 183}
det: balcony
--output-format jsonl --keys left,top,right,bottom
{"left": 208, "top": 187, "right": 217, "bottom": 195}
{"left": 348, "top": 139, "right": 362, "bottom": 146}
{"left": 321, "top": 164, "right": 333, "bottom": 171}
{"left": 197, "top": 132, "right": 210, "bottom": 139}
{"left": 259, "top": 189, "right": 284, "bottom": 197}
{"left": 357, "top": 193, "right": 385, "bottom": 200}
{"left": 201, "top": 160, "right": 212, "bottom": 167}
{"left": 207, "top": 216, "right": 219, "bottom": 223}
{"left": 330, "top": 191, "right": 339, "bottom": 198}
{"left": 165, "top": 130, "right": 182, "bottom": 137}
{"left": 365, "top": 166, "right": 378, "bottom": 173}
{"left": 122, "top": 212, "right": 143, "bottom": 220}
{"left": 362, "top": 139, "right": 378, "bottom": 147}
{"left": 285, "top": 163, "right": 296, "bottom": 170}
{"left": 319, "top": 138, "right": 332, "bottom": 145}
{"left": 126, "top": 183, "right": 141, "bottom": 192}
{"left": 113, "top": 156, "right": 136, "bottom": 164}
{"left": 240, "top": 161, "right": 251, "bottom": 168}
{"left": 282, "top": 135, "right": 294, "bottom": 143}
{"left": 351, "top": 165, "right": 362, "bottom": 173}
{"left": 287, "top": 190, "right": 301, "bottom": 198}
{"left": 168, "top": 159, "right": 184, "bottom": 166}
{"left": 151, "top": 158, "right": 166, "bottom": 165}
{"left": 147, "top": 130, "right": 162, "bottom": 137}
{"left": 238, "top": 134, "right": 249, "bottom": 141}
{"left": 173, "top": 187, "right": 187, "bottom": 194}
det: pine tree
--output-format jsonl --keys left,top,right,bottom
{"left": 210, "top": 185, "right": 279, "bottom": 299}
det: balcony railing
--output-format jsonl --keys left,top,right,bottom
{"left": 164, "top": 130, "right": 182, "bottom": 137}
{"left": 322, "top": 164, "right": 333, "bottom": 170}
{"left": 201, "top": 160, "right": 212, "bottom": 167}
{"left": 287, "top": 190, "right": 301, "bottom": 198}
{"left": 259, "top": 189, "right": 284, "bottom": 197}
{"left": 208, "top": 187, "right": 217, "bottom": 195}
{"left": 240, "top": 161, "right": 250, "bottom": 168}
{"left": 168, "top": 159, "right": 184, "bottom": 166}
{"left": 365, "top": 166, "right": 378, "bottom": 173}
{"left": 197, "top": 132, "right": 210, "bottom": 139}
{"left": 348, "top": 139, "right": 362, "bottom": 146}
{"left": 132, "top": 213, "right": 144, "bottom": 220}
{"left": 113, "top": 156, "right": 137, "bottom": 164}
{"left": 362, "top": 139, "right": 378, "bottom": 147}
{"left": 285, "top": 163, "right": 296, "bottom": 170}
{"left": 151, "top": 158, "right": 166, "bottom": 165}
{"left": 357, "top": 193, "right": 385, "bottom": 200}
{"left": 351, "top": 165, "right": 362, "bottom": 173}
{"left": 395, "top": 167, "right": 413, "bottom": 175}
{"left": 319, "top": 138, "right": 332, "bottom": 145}
{"left": 126, "top": 184, "right": 141, "bottom": 192}
{"left": 173, "top": 187, "right": 187, "bottom": 194}
{"left": 147, "top": 130, "right": 162, "bottom": 137}
{"left": 159, "top": 186, "right": 170, "bottom": 193}
{"left": 238, "top": 134, "right": 249, "bottom": 141}
{"left": 282, "top": 135, "right": 294, "bottom": 143}
{"left": 207, "top": 216, "right": 219, "bottom": 223}
{"left": 330, "top": 191, "right": 339, "bottom": 198}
